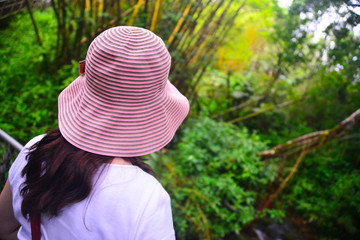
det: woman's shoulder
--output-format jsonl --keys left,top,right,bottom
{"left": 8, "top": 134, "right": 46, "bottom": 196}
{"left": 100, "top": 165, "right": 170, "bottom": 201}
{"left": 24, "top": 134, "right": 46, "bottom": 149}
{"left": 9, "top": 134, "right": 45, "bottom": 174}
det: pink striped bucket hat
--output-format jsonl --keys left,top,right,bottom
{"left": 58, "top": 26, "right": 189, "bottom": 157}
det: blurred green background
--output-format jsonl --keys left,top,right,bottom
{"left": 1, "top": 0, "right": 359, "bottom": 239}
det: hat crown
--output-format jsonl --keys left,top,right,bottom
{"left": 85, "top": 26, "right": 171, "bottom": 101}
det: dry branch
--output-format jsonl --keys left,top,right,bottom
{"left": 248, "top": 151, "right": 307, "bottom": 229}
{"left": 258, "top": 108, "right": 360, "bottom": 159}
{"left": 229, "top": 97, "right": 301, "bottom": 124}
{"left": 212, "top": 96, "right": 264, "bottom": 119}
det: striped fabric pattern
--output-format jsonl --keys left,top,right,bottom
{"left": 58, "top": 26, "right": 189, "bottom": 157}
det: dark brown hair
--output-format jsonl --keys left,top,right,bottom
{"left": 20, "top": 129, "right": 155, "bottom": 219}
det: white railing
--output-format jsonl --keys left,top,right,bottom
{"left": 0, "top": 129, "right": 23, "bottom": 151}
{"left": 0, "top": 129, "right": 23, "bottom": 186}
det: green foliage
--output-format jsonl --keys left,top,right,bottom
{"left": 152, "top": 117, "right": 280, "bottom": 239}
{"left": 0, "top": 10, "right": 78, "bottom": 143}
{"left": 278, "top": 139, "right": 360, "bottom": 239}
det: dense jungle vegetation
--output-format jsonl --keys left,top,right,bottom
{"left": 1, "top": 0, "right": 359, "bottom": 239}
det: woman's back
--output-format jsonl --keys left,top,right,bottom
{"left": 9, "top": 136, "right": 175, "bottom": 240}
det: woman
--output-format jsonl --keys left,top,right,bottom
{"left": 0, "top": 26, "right": 189, "bottom": 240}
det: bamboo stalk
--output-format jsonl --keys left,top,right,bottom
{"left": 171, "top": 0, "right": 225, "bottom": 88}
{"left": 150, "top": 0, "right": 162, "bottom": 31}
{"left": 188, "top": 65, "right": 208, "bottom": 100}
{"left": 187, "top": 36, "right": 207, "bottom": 66}
{"left": 101, "top": 0, "right": 108, "bottom": 26}
{"left": 173, "top": 0, "right": 245, "bottom": 94}
{"left": 108, "top": 0, "right": 116, "bottom": 18}
{"left": 185, "top": 0, "right": 225, "bottom": 65}
{"left": 80, "top": 5, "right": 135, "bottom": 45}
{"left": 50, "top": 0, "right": 60, "bottom": 65}
{"left": 185, "top": 0, "right": 232, "bottom": 71}
{"left": 172, "top": 0, "right": 210, "bottom": 53}
{"left": 178, "top": 0, "right": 221, "bottom": 63}
{"left": 95, "top": 0, "right": 99, "bottom": 25}
{"left": 57, "top": 0, "right": 70, "bottom": 64}
{"left": 168, "top": 0, "right": 195, "bottom": 44}
{"left": 117, "top": 0, "right": 122, "bottom": 25}
{"left": 167, "top": 1, "right": 200, "bottom": 53}
{"left": 144, "top": 0, "right": 148, "bottom": 14}
{"left": 128, "top": 0, "right": 144, "bottom": 26}
{"left": 86, "top": 0, "right": 94, "bottom": 45}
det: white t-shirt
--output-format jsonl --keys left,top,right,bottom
{"left": 9, "top": 135, "right": 175, "bottom": 240}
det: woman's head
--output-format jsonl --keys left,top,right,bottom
{"left": 58, "top": 26, "right": 189, "bottom": 157}
{"left": 21, "top": 27, "right": 188, "bottom": 218}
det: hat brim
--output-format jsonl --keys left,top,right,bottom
{"left": 58, "top": 74, "right": 189, "bottom": 157}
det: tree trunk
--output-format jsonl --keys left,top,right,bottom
{"left": 74, "top": 0, "right": 86, "bottom": 59}
{"left": 25, "top": 0, "right": 42, "bottom": 46}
